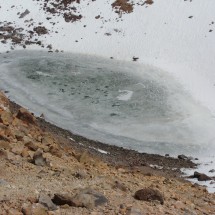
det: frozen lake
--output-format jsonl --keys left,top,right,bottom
{"left": 0, "top": 51, "right": 215, "bottom": 191}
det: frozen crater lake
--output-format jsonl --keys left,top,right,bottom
{"left": 0, "top": 51, "right": 215, "bottom": 164}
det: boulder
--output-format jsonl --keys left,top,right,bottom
{"left": 134, "top": 188, "right": 164, "bottom": 204}
{"left": 39, "top": 193, "right": 57, "bottom": 211}
{"left": 178, "top": 154, "right": 188, "bottom": 160}
{"left": 52, "top": 194, "right": 75, "bottom": 206}
{"left": 193, "top": 171, "right": 212, "bottom": 181}
{"left": 33, "top": 149, "right": 47, "bottom": 166}
{"left": 53, "top": 188, "right": 108, "bottom": 209}
{"left": 71, "top": 188, "right": 108, "bottom": 209}
{"left": 16, "top": 108, "right": 36, "bottom": 125}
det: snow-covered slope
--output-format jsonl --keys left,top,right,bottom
{"left": 0, "top": 0, "right": 215, "bottom": 114}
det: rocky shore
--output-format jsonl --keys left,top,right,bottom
{"left": 0, "top": 91, "right": 215, "bottom": 214}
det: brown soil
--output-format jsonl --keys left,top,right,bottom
{"left": 1, "top": 91, "right": 215, "bottom": 214}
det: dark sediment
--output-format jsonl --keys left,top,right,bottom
{"left": 9, "top": 98, "right": 196, "bottom": 180}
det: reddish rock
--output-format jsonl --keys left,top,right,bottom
{"left": 134, "top": 188, "right": 164, "bottom": 204}
{"left": 16, "top": 108, "right": 36, "bottom": 125}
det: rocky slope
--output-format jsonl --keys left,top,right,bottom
{"left": 0, "top": 91, "right": 215, "bottom": 214}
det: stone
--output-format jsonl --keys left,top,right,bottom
{"left": 74, "top": 169, "right": 88, "bottom": 179}
{"left": 22, "top": 203, "right": 32, "bottom": 215}
{"left": 77, "top": 151, "right": 90, "bottom": 164}
{"left": 42, "top": 135, "right": 54, "bottom": 146}
{"left": 39, "top": 193, "right": 57, "bottom": 211}
{"left": 14, "top": 130, "right": 25, "bottom": 141}
{"left": 19, "top": 9, "right": 30, "bottom": 19}
{"left": 113, "top": 180, "right": 127, "bottom": 191}
{"left": 23, "top": 136, "right": 33, "bottom": 145}
{"left": 0, "top": 111, "right": 13, "bottom": 125}
{"left": 11, "top": 145, "right": 24, "bottom": 155}
{"left": 178, "top": 154, "right": 188, "bottom": 160}
{"left": 53, "top": 189, "right": 108, "bottom": 209}
{"left": 21, "top": 147, "right": 29, "bottom": 157}
{"left": 32, "top": 203, "right": 48, "bottom": 215}
{"left": 25, "top": 141, "right": 38, "bottom": 151}
{"left": 209, "top": 169, "right": 215, "bottom": 173}
{"left": 71, "top": 188, "right": 108, "bottom": 209}
{"left": 16, "top": 107, "right": 36, "bottom": 125}
{"left": 134, "top": 188, "right": 164, "bottom": 204}
{"left": 33, "top": 149, "right": 47, "bottom": 166}
{"left": 52, "top": 194, "right": 75, "bottom": 206}
{"left": 49, "top": 146, "right": 62, "bottom": 158}
{"left": 193, "top": 171, "right": 212, "bottom": 181}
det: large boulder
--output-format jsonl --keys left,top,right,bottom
{"left": 52, "top": 188, "right": 108, "bottom": 209}
{"left": 134, "top": 188, "right": 164, "bottom": 204}
{"left": 190, "top": 171, "right": 212, "bottom": 181}
{"left": 39, "top": 193, "right": 57, "bottom": 211}
{"left": 16, "top": 107, "right": 36, "bottom": 125}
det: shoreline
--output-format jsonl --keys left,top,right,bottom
{"left": 8, "top": 92, "right": 196, "bottom": 179}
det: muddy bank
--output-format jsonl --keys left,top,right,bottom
{"left": 9, "top": 93, "right": 196, "bottom": 179}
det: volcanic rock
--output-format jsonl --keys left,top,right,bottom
{"left": 134, "top": 188, "right": 164, "bottom": 204}
{"left": 16, "top": 107, "right": 36, "bottom": 124}
{"left": 39, "top": 193, "right": 57, "bottom": 211}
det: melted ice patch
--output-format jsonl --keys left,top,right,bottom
{"left": 117, "top": 90, "right": 133, "bottom": 101}
{"left": 36, "top": 71, "right": 54, "bottom": 77}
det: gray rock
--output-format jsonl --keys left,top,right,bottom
{"left": 134, "top": 188, "right": 164, "bottom": 204}
{"left": 33, "top": 149, "right": 47, "bottom": 166}
{"left": 178, "top": 154, "right": 188, "bottom": 160}
{"left": 193, "top": 171, "right": 212, "bottom": 181}
{"left": 52, "top": 193, "right": 75, "bottom": 206}
{"left": 19, "top": 9, "right": 30, "bottom": 19}
{"left": 53, "top": 188, "right": 108, "bottom": 209}
{"left": 39, "top": 193, "right": 57, "bottom": 211}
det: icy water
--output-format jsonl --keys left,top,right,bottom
{"left": 0, "top": 51, "right": 215, "bottom": 191}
